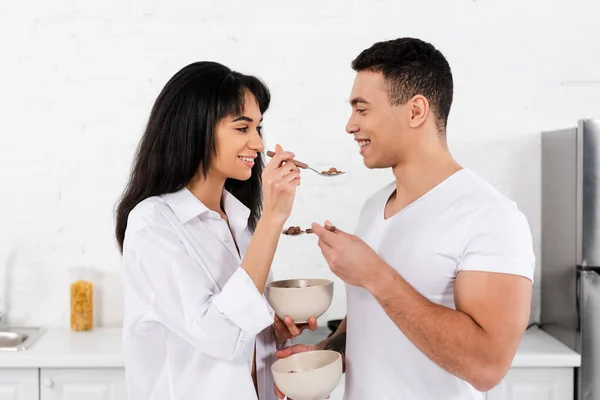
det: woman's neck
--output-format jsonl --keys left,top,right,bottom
{"left": 186, "top": 173, "right": 227, "bottom": 219}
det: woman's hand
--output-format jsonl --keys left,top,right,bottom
{"left": 273, "top": 315, "right": 318, "bottom": 347}
{"left": 261, "top": 144, "right": 301, "bottom": 226}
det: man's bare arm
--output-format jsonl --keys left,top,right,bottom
{"left": 367, "top": 265, "right": 531, "bottom": 392}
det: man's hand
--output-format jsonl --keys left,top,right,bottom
{"left": 274, "top": 344, "right": 330, "bottom": 400}
{"left": 310, "top": 221, "right": 385, "bottom": 288}
{"left": 273, "top": 316, "right": 318, "bottom": 346}
{"left": 275, "top": 343, "right": 319, "bottom": 359}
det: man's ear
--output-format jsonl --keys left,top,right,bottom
{"left": 408, "top": 95, "right": 429, "bottom": 128}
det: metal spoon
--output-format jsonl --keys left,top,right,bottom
{"left": 281, "top": 225, "right": 337, "bottom": 236}
{"left": 266, "top": 151, "right": 346, "bottom": 176}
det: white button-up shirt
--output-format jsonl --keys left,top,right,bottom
{"left": 122, "top": 187, "right": 280, "bottom": 400}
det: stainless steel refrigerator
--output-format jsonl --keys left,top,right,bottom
{"left": 541, "top": 118, "right": 600, "bottom": 400}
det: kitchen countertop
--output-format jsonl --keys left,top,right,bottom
{"left": 0, "top": 327, "right": 123, "bottom": 368}
{"left": 0, "top": 325, "right": 581, "bottom": 369}
{"left": 510, "top": 326, "right": 581, "bottom": 367}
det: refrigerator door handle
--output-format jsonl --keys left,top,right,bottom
{"left": 576, "top": 270, "right": 581, "bottom": 332}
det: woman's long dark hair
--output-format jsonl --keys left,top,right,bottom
{"left": 114, "top": 61, "right": 270, "bottom": 253}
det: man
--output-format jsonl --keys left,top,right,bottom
{"left": 275, "top": 37, "right": 535, "bottom": 400}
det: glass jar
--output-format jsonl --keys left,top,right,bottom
{"left": 70, "top": 279, "right": 93, "bottom": 331}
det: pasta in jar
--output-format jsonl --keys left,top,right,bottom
{"left": 70, "top": 280, "right": 93, "bottom": 331}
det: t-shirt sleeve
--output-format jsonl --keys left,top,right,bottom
{"left": 457, "top": 205, "right": 536, "bottom": 283}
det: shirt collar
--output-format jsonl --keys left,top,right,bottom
{"left": 222, "top": 189, "right": 251, "bottom": 232}
{"left": 162, "top": 186, "right": 251, "bottom": 229}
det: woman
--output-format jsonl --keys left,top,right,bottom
{"left": 115, "top": 61, "right": 316, "bottom": 400}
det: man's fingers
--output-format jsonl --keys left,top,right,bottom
{"left": 318, "top": 239, "right": 335, "bottom": 264}
{"left": 311, "top": 222, "right": 339, "bottom": 246}
{"left": 318, "top": 238, "right": 333, "bottom": 253}
{"left": 275, "top": 345, "right": 297, "bottom": 359}
{"left": 275, "top": 344, "right": 309, "bottom": 359}
{"left": 274, "top": 384, "right": 285, "bottom": 399}
{"left": 275, "top": 348, "right": 290, "bottom": 359}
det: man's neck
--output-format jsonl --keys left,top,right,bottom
{"left": 389, "top": 146, "right": 462, "bottom": 213}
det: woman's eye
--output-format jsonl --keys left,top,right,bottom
{"left": 357, "top": 109, "right": 366, "bottom": 113}
{"left": 237, "top": 127, "right": 248, "bottom": 133}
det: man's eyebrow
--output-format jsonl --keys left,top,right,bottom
{"left": 350, "top": 97, "right": 370, "bottom": 106}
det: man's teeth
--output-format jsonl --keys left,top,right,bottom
{"left": 238, "top": 157, "right": 254, "bottom": 162}
{"left": 358, "top": 140, "right": 371, "bottom": 147}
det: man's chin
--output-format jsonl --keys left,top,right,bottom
{"left": 363, "top": 158, "right": 385, "bottom": 169}
{"left": 364, "top": 162, "right": 393, "bottom": 171}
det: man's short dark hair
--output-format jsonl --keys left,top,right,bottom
{"left": 352, "top": 38, "right": 453, "bottom": 134}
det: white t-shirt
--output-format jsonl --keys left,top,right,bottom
{"left": 344, "top": 168, "right": 535, "bottom": 400}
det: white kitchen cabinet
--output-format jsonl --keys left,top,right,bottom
{"left": 0, "top": 366, "right": 576, "bottom": 400}
{"left": 0, "top": 369, "right": 39, "bottom": 400}
{"left": 486, "top": 368, "right": 574, "bottom": 400}
{"left": 39, "top": 369, "right": 127, "bottom": 400}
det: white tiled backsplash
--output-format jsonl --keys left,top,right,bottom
{"left": 1, "top": 0, "right": 599, "bottom": 328}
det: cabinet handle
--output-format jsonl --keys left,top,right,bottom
{"left": 43, "top": 378, "right": 54, "bottom": 388}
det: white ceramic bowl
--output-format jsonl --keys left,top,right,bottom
{"left": 265, "top": 279, "right": 334, "bottom": 324}
{"left": 271, "top": 350, "right": 342, "bottom": 400}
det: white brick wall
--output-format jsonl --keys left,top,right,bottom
{"left": 1, "top": 0, "right": 599, "bottom": 328}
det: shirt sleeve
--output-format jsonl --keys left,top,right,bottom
{"left": 123, "top": 222, "right": 275, "bottom": 361}
{"left": 457, "top": 205, "right": 536, "bottom": 283}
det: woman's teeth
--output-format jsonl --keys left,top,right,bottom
{"left": 238, "top": 156, "right": 254, "bottom": 163}
{"left": 358, "top": 140, "right": 370, "bottom": 147}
